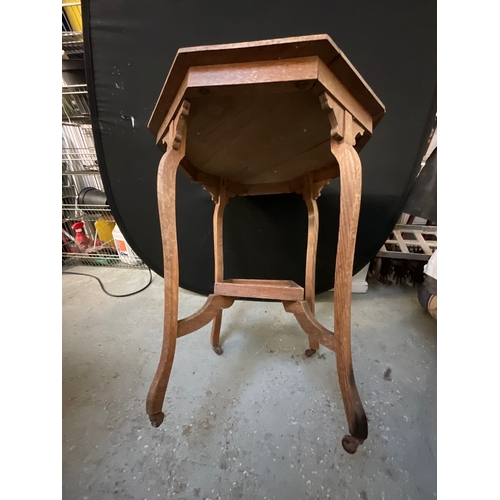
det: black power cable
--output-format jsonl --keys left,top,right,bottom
{"left": 62, "top": 267, "right": 153, "bottom": 297}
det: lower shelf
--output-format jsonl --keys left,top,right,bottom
{"left": 214, "top": 279, "right": 304, "bottom": 301}
{"left": 62, "top": 252, "right": 147, "bottom": 269}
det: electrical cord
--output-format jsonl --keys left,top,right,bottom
{"left": 62, "top": 267, "right": 153, "bottom": 297}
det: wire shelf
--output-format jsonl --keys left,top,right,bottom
{"left": 62, "top": 169, "right": 103, "bottom": 199}
{"left": 62, "top": 122, "right": 94, "bottom": 148}
{"left": 62, "top": 84, "right": 90, "bottom": 122}
{"left": 62, "top": 253, "right": 147, "bottom": 269}
{"left": 62, "top": 123, "right": 102, "bottom": 196}
{"left": 62, "top": 148, "right": 98, "bottom": 170}
{"left": 62, "top": 203, "right": 111, "bottom": 223}
{"left": 62, "top": 204, "right": 146, "bottom": 269}
{"left": 59, "top": 51, "right": 143, "bottom": 270}
{"left": 62, "top": 31, "right": 84, "bottom": 58}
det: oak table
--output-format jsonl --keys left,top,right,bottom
{"left": 146, "top": 34, "right": 385, "bottom": 454}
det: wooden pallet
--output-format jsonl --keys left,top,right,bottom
{"left": 377, "top": 224, "right": 437, "bottom": 261}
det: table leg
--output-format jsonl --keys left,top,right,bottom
{"left": 146, "top": 146, "right": 183, "bottom": 427}
{"left": 210, "top": 179, "right": 227, "bottom": 355}
{"left": 304, "top": 174, "right": 320, "bottom": 357}
{"left": 331, "top": 140, "right": 368, "bottom": 453}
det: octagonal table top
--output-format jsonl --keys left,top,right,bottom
{"left": 148, "top": 34, "right": 385, "bottom": 188}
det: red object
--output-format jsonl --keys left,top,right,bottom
{"left": 62, "top": 232, "right": 78, "bottom": 254}
{"left": 72, "top": 221, "right": 91, "bottom": 252}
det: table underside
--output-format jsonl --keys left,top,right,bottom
{"left": 184, "top": 89, "right": 335, "bottom": 185}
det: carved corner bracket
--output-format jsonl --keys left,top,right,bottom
{"left": 202, "top": 184, "right": 219, "bottom": 203}
{"left": 203, "top": 178, "right": 238, "bottom": 204}
{"left": 319, "top": 93, "right": 365, "bottom": 147}
{"left": 297, "top": 173, "right": 330, "bottom": 201}
{"left": 161, "top": 100, "right": 191, "bottom": 153}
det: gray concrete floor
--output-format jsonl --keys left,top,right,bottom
{"left": 62, "top": 265, "right": 436, "bottom": 500}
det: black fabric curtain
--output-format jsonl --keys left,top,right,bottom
{"left": 83, "top": 0, "right": 437, "bottom": 295}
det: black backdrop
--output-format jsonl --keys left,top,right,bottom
{"left": 82, "top": 0, "right": 436, "bottom": 296}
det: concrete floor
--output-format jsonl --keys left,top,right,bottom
{"left": 62, "top": 265, "right": 436, "bottom": 500}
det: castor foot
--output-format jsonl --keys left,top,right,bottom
{"left": 305, "top": 348, "right": 316, "bottom": 357}
{"left": 342, "top": 435, "right": 363, "bottom": 454}
{"left": 212, "top": 344, "right": 223, "bottom": 355}
{"left": 149, "top": 412, "right": 164, "bottom": 428}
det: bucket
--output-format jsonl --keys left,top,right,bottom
{"left": 94, "top": 215, "right": 116, "bottom": 248}
{"left": 112, "top": 225, "right": 142, "bottom": 265}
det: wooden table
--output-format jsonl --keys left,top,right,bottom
{"left": 146, "top": 34, "right": 385, "bottom": 454}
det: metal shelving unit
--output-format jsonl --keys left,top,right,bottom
{"left": 62, "top": 31, "right": 84, "bottom": 58}
{"left": 62, "top": 84, "right": 91, "bottom": 122}
{"left": 62, "top": 10, "right": 144, "bottom": 269}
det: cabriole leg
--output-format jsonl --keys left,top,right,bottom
{"left": 146, "top": 101, "right": 189, "bottom": 427}
{"left": 321, "top": 92, "right": 369, "bottom": 453}
{"left": 211, "top": 179, "right": 227, "bottom": 355}
{"left": 303, "top": 174, "right": 320, "bottom": 357}
{"left": 331, "top": 140, "right": 368, "bottom": 454}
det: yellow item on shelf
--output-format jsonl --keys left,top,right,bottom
{"left": 94, "top": 216, "right": 116, "bottom": 248}
{"left": 62, "top": 1, "right": 83, "bottom": 32}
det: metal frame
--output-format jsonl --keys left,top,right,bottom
{"left": 61, "top": 29, "right": 145, "bottom": 269}
{"left": 62, "top": 84, "right": 90, "bottom": 122}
